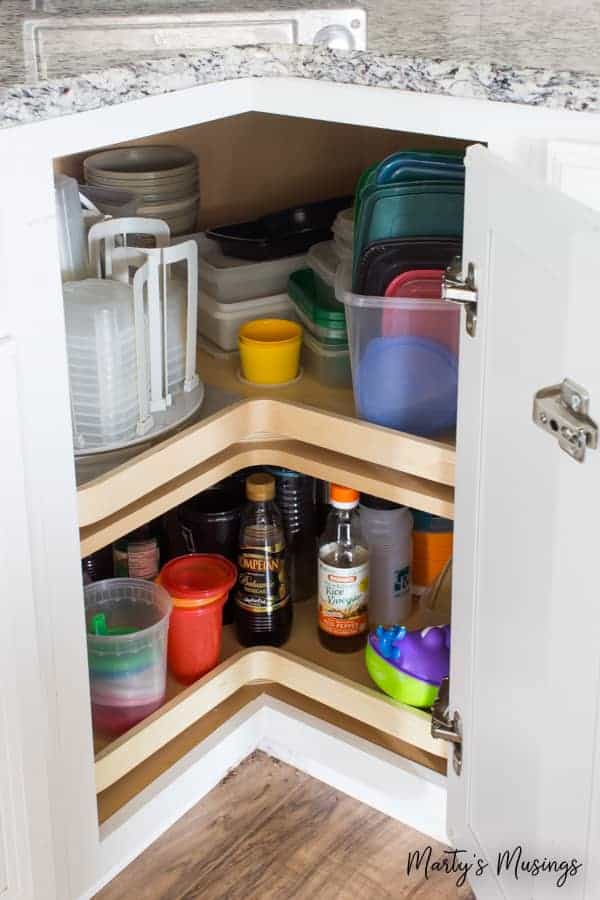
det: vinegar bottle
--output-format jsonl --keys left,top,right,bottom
{"left": 234, "top": 474, "right": 292, "bottom": 647}
{"left": 318, "top": 485, "right": 369, "bottom": 652}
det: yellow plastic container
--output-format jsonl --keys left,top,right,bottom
{"left": 238, "top": 318, "right": 302, "bottom": 385}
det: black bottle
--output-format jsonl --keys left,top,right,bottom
{"left": 234, "top": 474, "right": 292, "bottom": 647}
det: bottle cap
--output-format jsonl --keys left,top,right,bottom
{"left": 246, "top": 473, "right": 275, "bottom": 501}
{"left": 330, "top": 484, "right": 359, "bottom": 505}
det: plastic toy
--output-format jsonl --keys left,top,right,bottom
{"left": 365, "top": 624, "right": 451, "bottom": 708}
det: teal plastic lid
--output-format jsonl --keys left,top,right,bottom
{"left": 288, "top": 268, "right": 347, "bottom": 335}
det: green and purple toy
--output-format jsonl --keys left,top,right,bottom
{"left": 365, "top": 624, "right": 450, "bottom": 708}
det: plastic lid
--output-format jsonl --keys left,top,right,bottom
{"left": 330, "top": 484, "right": 359, "bottom": 505}
{"left": 360, "top": 493, "right": 404, "bottom": 511}
{"left": 159, "top": 554, "right": 237, "bottom": 606}
{"left": 246, "top": 473, "right": 275, "bottom": 501}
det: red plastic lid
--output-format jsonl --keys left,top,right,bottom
{"left": 384, "top": 269, "right": 443, "bottom": 299}
{"left": 159, "top": 554, "right": 237, "bottom": 607}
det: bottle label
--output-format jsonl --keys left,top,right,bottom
{"left": 318, "top": 558, "right": 369, "bottom": 636}
{"left": 113, "top": 539, "right": 159, "bottom": 580}
{"left": 393, "top": 565, "right": 411, "bottom": 598}
{"left": 236, "top": 541, "right": 289, "bottom": 613}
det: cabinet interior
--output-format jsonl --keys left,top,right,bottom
{"left": 55, "top": 112, "right": 466, "bottom": 824}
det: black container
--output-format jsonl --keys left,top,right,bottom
{"left": 177, "top": 478, "right": 245, "bottom": 624}
{"left": 207, "top": 195, "right": 353, "bottom": 261}
{"left": 354, "top": 236, "right": 461, "bottom": 296}
{"left": 82, "top": 545, "right": 113, "bottom": 584}
{"left": 266, "top": 467, "right": 317, "bottom": 602}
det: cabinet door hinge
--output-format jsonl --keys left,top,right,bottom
{"left": 431, "top": 677, "right": 462, "bottom": 775}
{"left": 533, "top": 378, "right": 598, "bottom": 463}
{"left": 442, "top": 258, "right": 478, "bottom": 337}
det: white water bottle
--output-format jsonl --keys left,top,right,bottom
{"left": 359, "top": 496, "right": 413, "bottom": 627}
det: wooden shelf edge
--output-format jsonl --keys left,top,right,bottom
{"left": 80, "top": 437, "right": 454, "bottom": 557}
{"left": 94, "top": 645, "right": 446, "bottom": 795}
{"left": 78, "top": 395, "right": 455, "bottom": 530}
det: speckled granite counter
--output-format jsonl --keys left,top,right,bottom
{"left": 2, "top": 1, "right": 600, "bottom": 129}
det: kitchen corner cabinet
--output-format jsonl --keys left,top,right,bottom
{"left": 2, "top": 76, "right": 600, "bottom": 900}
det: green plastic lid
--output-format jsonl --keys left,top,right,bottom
{"left": 288, "top": 268, "right": 347, "bottom": 335}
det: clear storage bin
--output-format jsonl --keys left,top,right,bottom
{"left": 177, "top": 233, "right": 306, "bottom": 304}
{"left": 198, "top": 290, "right": 297, "bottom": 352}
{"left": 337, "top": 264, "right": 460, "bottom": 438}
{"left": 84, "top": 578, "right": 172, "bottom": 736}
{"left": 302, "top": 330, "right": 352, "bottom": 388}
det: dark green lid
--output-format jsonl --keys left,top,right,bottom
{"left": 288, "top": 268, "right": 347, "bottom": 334}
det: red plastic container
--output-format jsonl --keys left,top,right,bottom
{"left": 159, "top": 554, "right": 237, "bottom": 685}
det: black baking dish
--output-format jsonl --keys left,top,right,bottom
{"left": 207, "top": 195, "right": 353, "bottom": 261}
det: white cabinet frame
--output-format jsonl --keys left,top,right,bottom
{"left": 2, "top": 75, "right": 600, "bottom": 897}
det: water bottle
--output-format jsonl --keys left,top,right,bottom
{"left": 359, "top": 495, "right": 413, "bottom": 627}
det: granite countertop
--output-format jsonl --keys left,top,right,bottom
{"left": 3, "top": 0, "right": 600, "bottom": 130}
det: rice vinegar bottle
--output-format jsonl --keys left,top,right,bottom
{"left": 318, "top": 485, "right": 369, "bottom": 652}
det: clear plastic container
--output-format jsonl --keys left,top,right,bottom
{"left": 302, "top": 330, "right": 352, "bottom": 388}
{"left": 198, "top": 290, "right": 297, "bottom": 352}
{"left": 84, "top": 578, "right": 172, "bottom": 736}
{"left": 54, "top": 174, "right": 88, "bottom": 282}
{"left": 307, "top": 240, "right": 339, "bottom": 288}
{"left": 177, "top": 233, "right": 306, "bottom": 303}
{"left": 332, "top": 207, "right": 354, "bottom": 259}
{"left": 63, "top": 279, "right": 140, "bottom": 448}
{"left": 337, "top": 264, "right": 460, "bottom": 438}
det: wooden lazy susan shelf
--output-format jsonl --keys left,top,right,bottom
{"left": 78, "top": 354, "right": 455, "bottom": 557}
{"left": 94, "top": 599, "right": 447, "bottom": 804}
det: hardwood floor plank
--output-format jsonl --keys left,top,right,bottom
{"left": 95, "top": 752, "right": 474, "bottom": 900}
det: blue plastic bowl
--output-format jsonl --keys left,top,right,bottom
{"left": 355, "top": 335, "right": 458, "bottom": 437}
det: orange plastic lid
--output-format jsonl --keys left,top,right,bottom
{"left": 159, "top": 554, "right": 237, "bottom": 608}
{"left": 330, "top": 484, "right": 359, "bottom": 503}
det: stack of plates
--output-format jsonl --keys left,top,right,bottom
{"left": 83, "top": 145, "right": 198, "bottom": 235}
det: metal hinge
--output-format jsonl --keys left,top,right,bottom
{"left": 431, "top": 677, "right": 462, "bottom": 775}
{"left": 533, "top": 378, "right": 598, "bottom": 463}
{"left": 442, "top": 258, "right": 478, "bottom": 337}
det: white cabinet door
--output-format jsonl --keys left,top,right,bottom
{"left": 448, "top": 145, "right": 600, "bottom": 899}
{"left": 0, "top": 337, "right": 56, "bottom": 899}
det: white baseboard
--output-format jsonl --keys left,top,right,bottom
{"left": 259, "top": 697, "right": 448, "bottom": 844}
{"left": 83, "top": 696, "right": 447, "bottom": 898}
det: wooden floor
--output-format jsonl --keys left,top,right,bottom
{"left": 95, "top": 752, "right": 475, "bottom": 900}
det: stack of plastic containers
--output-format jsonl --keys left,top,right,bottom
{"left": 85, "top": 578, "right": 172, "bottom": 736}
{"left": 64, "top": 279, "right": 141, "bottom": 450}
{"left": 288, "top": 231, "right": 353, "bottom": 388}
{"left": 332, "top": 207, "right": 354, "bottom": 261}
{"left": 193, "top": 197, "right": 350, "bottom": 356}
{"left": 338, "top": 151, "right": 465, "bottom": 438}
{"left": 186, "top": 234, "right": 301, "bottom": 353}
